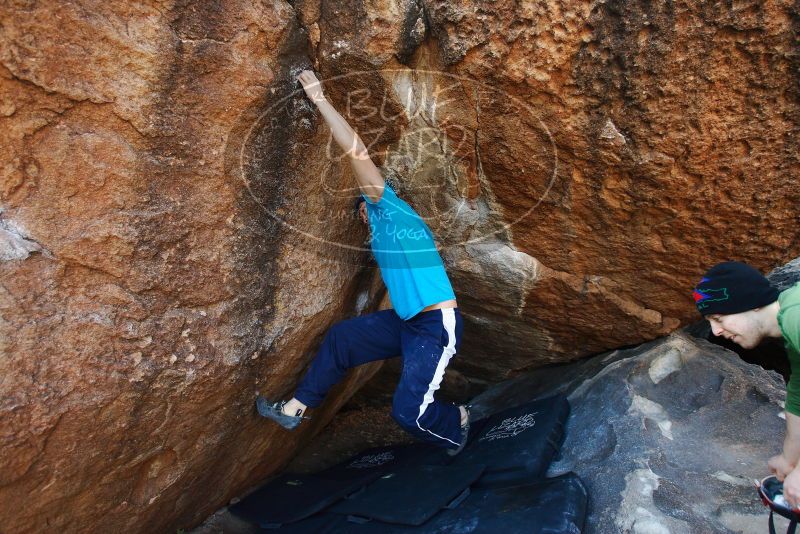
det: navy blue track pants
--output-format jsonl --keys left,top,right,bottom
{"left": 294, "top": 307, "right": 465, "bottom": 448}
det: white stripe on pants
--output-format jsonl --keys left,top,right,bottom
{"left": 415, "top": 308, "right": 459, "bottom": 446}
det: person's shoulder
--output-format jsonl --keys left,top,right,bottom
{"left": 780, "top": 282, "right": 800, "bottom": 309}
{"left": 364, "top": 182, "right": 405, "bottom": 210}
{"left": 381, "top": 182, "right": 398, "bottom": 198}
{"left": 779, "top": 283, "right": 800, "bottom": 346}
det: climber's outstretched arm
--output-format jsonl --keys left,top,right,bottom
{"left": 297, "top": 70, "right": 384, "bottom": 203}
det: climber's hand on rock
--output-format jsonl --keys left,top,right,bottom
{"left": 297, "top": 70, "right": 326, "bottom": 104}
{"left": 769, "top": 454, "right": 794, "bottom": 481}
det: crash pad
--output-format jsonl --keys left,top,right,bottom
{"left": 277, "top": 472, "right": 588, "bottom": 533}
{"left": 452, "top": 394, "right": 569, "bottom": 488}
{"left": 330, "top": 463, "right": 486, "bottom": 526}
{"left": 231, "top": 443, "right": 449, "bottom": 528}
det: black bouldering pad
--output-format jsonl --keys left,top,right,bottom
{"left": 319, "top": 443, "right": 450, "bottom": 482}
{"left": 405, "top": 472, "right": 588, "bottom": 534}
{"left": 259, "top": 512, "right": 346, "bottom": 533}
{"left": 229, "top": 473, "right": 367, "bottom": 528}
{"left": 330, "top": 463, "right": 486, "bottom": 526}
{"left": 452, "top": 394, "right": 569, "bottom": 488}
{"left": 282, "top": 472, "right": 588, "bottom": 533}
{"left": 232, "top": 444, "right": 450, "bottom": 528}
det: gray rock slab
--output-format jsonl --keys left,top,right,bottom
{"left": 768, "top": 257, "right": 800, "bottom": 292}
{"left": 471, "top": 333, "right": 790, "bottom": 534}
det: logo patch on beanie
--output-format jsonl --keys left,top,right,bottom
{"left": 694, "top": 287, "right": 730, "bottom": 309}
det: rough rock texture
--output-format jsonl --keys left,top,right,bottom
{"left": 0, "top": 2, "right": 385, "bottom": 533}
{"left": 414, "top": 0, "right": 800, "bottom": 378}
{"left": 473, "top": 332, "right": 792, "bottom": 533}
{"left": 300, "top": 0, "right": 800, "bottom": 385}
{"left": 1, "top": 0, "right": 799, "bottom": 532}
{"left": 769, "top": 257, "right": 800, "bottom": 292}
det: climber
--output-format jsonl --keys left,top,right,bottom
{"left": 693, "top": 261, "right": 800, "bottom": 507}
{"left": 255, "top": 70, "right": 471, "bottom": 455}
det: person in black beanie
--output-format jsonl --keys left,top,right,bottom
{"left": 694, "top": 261, "right": 800, "bottom": 507}
{"left": 694, "top": 261, "right": 781, "bottom": 349}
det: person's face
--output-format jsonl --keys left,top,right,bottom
{"left": 706, "top": 309, "right": 764, "bottom": 349}
{"left": 358, "top": 202, "right": 368, "bottom": 225}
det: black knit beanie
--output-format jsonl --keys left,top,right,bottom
{"left": 693, "top": 261, "right": 779, "bottom": 315}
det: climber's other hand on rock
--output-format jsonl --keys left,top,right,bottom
{"left": 297, "top": 70, "right": 326, "bottom": 104}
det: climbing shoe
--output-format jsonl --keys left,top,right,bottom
{"left": 255, "top": 396, "right": 306, "bottom": 430}
{"left": 447, "top": 405, "right": 471, "bottom": 456}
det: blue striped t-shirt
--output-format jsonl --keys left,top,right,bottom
{"left": 362, "top": 184, "right": 456, "bottom": 320}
